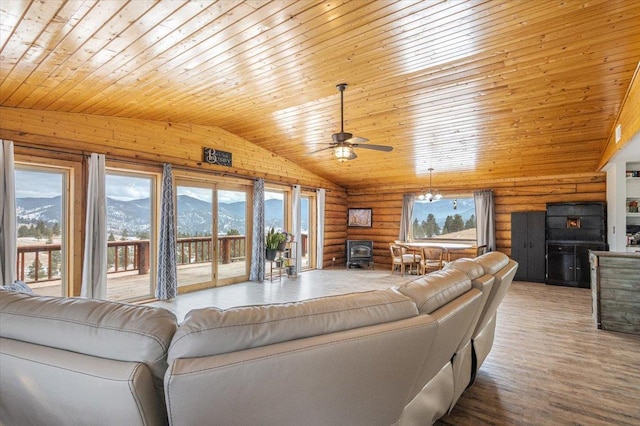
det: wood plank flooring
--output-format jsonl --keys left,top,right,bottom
{"left": 438, "top": 281, "right": 640, "bottom": 426}
{"left": 146, "top": 270, "right": 640, "bottom": 425}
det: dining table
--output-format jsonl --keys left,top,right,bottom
{"left": 398, "top": 241, "right": 475, "bottom": 261}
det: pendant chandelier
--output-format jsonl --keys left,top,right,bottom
{"left": 418, "top": 168, "right": 443, "bottom": 202}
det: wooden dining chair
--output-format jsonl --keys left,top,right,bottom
{"left": 419, "top": 247, "right": 444, "bottom": 274}
{"left": 389, "top": 243, "right": 421, "bottom": 276}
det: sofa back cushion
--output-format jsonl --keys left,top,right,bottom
{"left": 168, "top": 288, "right": 418, "bottom": 361}
{"left": 445, "top": 258, "right": 485, "bottom": 280}
{"left": 396, "top": 269, "right": 472, "bottom": 314}
{"left": 474, "top": 251, "right": 510, "bottom": 275}
{"left": 0, "top": 290, "right": 178, "bottom": 388}
{"left": 1, "top": 337, "right": 168, "bottom": 426}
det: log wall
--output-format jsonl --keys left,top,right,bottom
{"left": 347, "top": 173, "right": 606, "bottom": 269}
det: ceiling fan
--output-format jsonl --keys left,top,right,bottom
{"left": 313, "top": 83, "right": 393, "bottom": 162}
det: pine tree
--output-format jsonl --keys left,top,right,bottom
{"left": 424, "top": 214, "right": 440, "bottom": 237}
{"left": 412, "top": 218, "right": 421, "bottom": 238}
{"left": 465, "top": 214, "right": 476, "bottom": 229}
{"left": 27, "top": 258, "right": 46, "bottom": 281}
{"left": 18, "top": 225, "right": 29, "bottom": 238}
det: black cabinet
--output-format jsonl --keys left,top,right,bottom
{"left": 546, "top": 242, "right": 607, "bottom": 288}
{"left": 545, "top": 201, "right": 607, "bottom": 288}
{"left": 511, "top": 211, "right": 546, "bottom": 282}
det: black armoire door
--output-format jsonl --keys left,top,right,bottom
{"left": 511, "top": 211, "right": 546, "bottom": 282}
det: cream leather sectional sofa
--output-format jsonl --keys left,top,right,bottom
{"left": 0, "top": 252, "right": 517, "bottom": 426}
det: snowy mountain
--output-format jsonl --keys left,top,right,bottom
{"left": 16, "top": 195, "right": 305, "bottom": 237}
{"left": 16, "top": 196, "right": 62, "bottom": 224}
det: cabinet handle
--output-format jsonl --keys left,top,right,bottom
{"left": 530, "top": 242, "right": 533, "bottom": 248}
{"left": 569, "top": 267, "right": 573, "bottom": 270}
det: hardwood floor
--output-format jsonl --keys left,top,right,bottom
{"left": 146, "top": 270, "right": 640, "bottom": 425}
{"left": 438, "top": 281, "right": 640, "bottom": 426}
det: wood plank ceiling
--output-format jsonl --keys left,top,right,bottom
{"left": 1, "top": 0, "right": 639, "bottom": 189}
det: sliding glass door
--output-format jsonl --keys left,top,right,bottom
{"left": 175, "top": 181, "right": 249, "bottom": 292}
{"left": 217, "top": 189, "right": 248, "bottom": 283}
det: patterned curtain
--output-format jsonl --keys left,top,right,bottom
{"left": 475, "top": 189, "right": 496, "bottom": 252}
{"left": 0, "top": 140, "right": 17, "bottom": 286}
{"left": 292, "top": 185, "right": 302, "bottom": 273}
{"left": 398, "top": 194, "right": 415, "bottom": 242}
{"left": 156, "top": 163, "right": 177, "bottom": 300}
{"left": 249, "top": 179, "right": 265, "bottom": 281}
{"left": 81, "top": 153, "right": 107, "bottom": 298}
{"left": 316, "top": 188, "right": 325, "bottom": 269}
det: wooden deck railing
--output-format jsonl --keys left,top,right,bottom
{"left": 16, "top": 233, "right": 312, "bottom": 284}
{"left": 17, "top": 235, "right": 249, "bottom": 284}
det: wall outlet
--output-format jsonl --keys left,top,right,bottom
{"left": 332, "top": 257, "right": 336, "bottom": 262}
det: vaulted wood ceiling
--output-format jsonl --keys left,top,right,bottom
{"left": 1, "top": 0, "right": 639, "bottom": 189}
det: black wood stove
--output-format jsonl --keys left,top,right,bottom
{"left": 346, "top": 240, "right": 374, "bottom": 269}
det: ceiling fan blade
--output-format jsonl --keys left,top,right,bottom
{"left": 353, "top": 143, "right": 393, "bottom": 152}
{"left": 345, "top": 136, "right": 369, "bottom": 144}
{"left": 309, "top": 145, "right": 336, "bottom": 154}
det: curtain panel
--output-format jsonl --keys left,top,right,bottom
{"left": 81, "top": 153, "right": 107, "bottom": 299}
{"left": 316, "top": 188, "right": 325, "bottom": 269}
{"left": 292, "top": 185, "right": 302, "bottom": 273}
{"left": 474, "top": 189, "right": 496, "bottom": 252}
{"left": 249, "top": 179, "right": 265, "bottom": 281}
{"left": 0, "top": 140, "right": 17, "bottom": 286}
{"left": 399, "top": 194, "right": 415, "bottom": 242}
{"left": 156, "top": 163, "right": 177, "bottom": 300}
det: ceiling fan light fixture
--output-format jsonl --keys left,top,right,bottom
{"left": 334, "top": 145, "right": 354, "bottom": 162}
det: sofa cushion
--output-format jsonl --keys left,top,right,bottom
{"left": 168, "top": 288, "right": 419, "bottom": 360}
{"left": 0, "top": 291, "right": 178, "bottom": 388}
{"left": 396, "top": 269, "right": 472, "bottom": 314}
{"left": 445, "top": 258, "right": 484, "bottom": 280}
{"left": 474, "top": 251, "right": 509, "bottom": 275}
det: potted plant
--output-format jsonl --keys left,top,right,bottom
{"left": 265, "top": 227, "right": 287, "bottom": 261}
{"left": 284, "top": 258, "right": 296, "bottom": 276}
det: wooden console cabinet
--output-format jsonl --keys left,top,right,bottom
{"left": 590, "top": 251, "right": 640, "bottom": 335}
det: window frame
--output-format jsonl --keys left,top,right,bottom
{"left": 15, "top": 155, "right": 80, "bottom": 296}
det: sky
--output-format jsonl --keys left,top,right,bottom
{"left": 15, "top": 169, "right": 281, "bottom": 203}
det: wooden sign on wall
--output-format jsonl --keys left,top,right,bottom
{"left": 203, "top": 147, "right": 232, "bottom": 167}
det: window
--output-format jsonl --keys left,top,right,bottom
{"left": 15, "top": 165, "right": 70, "bottom": 296}
{"left": 300, "top": 192, "right": 316, "bottom": 269}
{"left": 105, "top": 170, "right": 156, "bottom": 301}
{"left": 265, "top": 190, "right": 286, "bottom": 232}
{"left": 411, "top": 197, "right": 476, "bottom": 241}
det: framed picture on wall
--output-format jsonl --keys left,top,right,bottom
{"left": 348, "top": 208, "right": 372, "bottom": 227}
